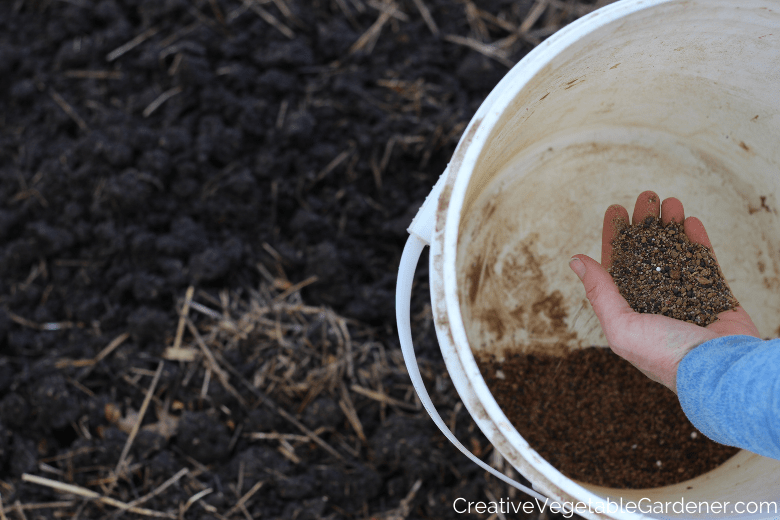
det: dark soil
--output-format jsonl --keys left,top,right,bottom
{"left": 609, "top": 216, "right": 739, "bottom": 326}
{"left": 478, "top": 348, "right": 739, "bottom": 489}
{"left": 0, "top": 0, "right": 614, "bottom": 518}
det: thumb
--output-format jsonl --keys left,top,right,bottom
{"left": 569, "top": 254, "right": 634, "bottom": 335}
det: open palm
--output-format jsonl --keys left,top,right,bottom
{"left": 570, "top": 191, "right": 759, "bottom": 392}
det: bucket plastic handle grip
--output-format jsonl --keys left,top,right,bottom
{"left": 396, "top": 173, "right": 548, "bottom": 501}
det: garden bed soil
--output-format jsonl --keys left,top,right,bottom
{"left": 0, "top": 0, "right": 616, "bottom": 519}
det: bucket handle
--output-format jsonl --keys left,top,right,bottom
{"left": 395, "top": 172, "right": 547, "bottom": 501}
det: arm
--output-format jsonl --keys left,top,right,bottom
{"left": 678, "top": 335, "right": 780, "bottom": 460}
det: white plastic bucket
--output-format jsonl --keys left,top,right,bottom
{"left": 397, "top": 0, "right": 780, "bottom": 518}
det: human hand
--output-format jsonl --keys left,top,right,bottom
{"left": 569, "top": 191, "right": 760, "bottom": 393}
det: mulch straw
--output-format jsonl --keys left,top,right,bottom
{"left": 13, "top": 258, "right": 440, "bottom": 518}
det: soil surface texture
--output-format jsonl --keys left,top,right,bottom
{"left": 478, "top": 348, "right": 739, "bottom": 489}
{"left": 0, "top": 0, "right": 617, "bottom": 519}
{"left": 609, "top": 216, "right": 739, "bottom": 326}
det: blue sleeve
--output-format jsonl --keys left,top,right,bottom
{"left": 677, "top": 335, "right": 780, "bottom": 460}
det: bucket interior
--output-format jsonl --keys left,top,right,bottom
{"left": 452, "top": 0, "right": 780, "bottom": 514}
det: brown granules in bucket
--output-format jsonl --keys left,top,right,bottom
{"left": 608, "top": 216, "right": 739, "bottom": 326}
{"left": 477, "top": 348, "right": 739, "bottom": 489}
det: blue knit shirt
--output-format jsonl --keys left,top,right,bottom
{"left": 677, "top": 335, "right": 780, "bottom": 460}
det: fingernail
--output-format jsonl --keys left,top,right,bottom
{"left": 569, "top": 257, "right": 586, "bottom": 280}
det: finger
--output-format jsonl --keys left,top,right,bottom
{"left": 570, "top": 254, "right": 634, "bottom": 344}
{"left": 683, "top": 216, "right": 721, "bottom": 264}
{"left": 632, "top": 190, "right": 660, "bottom": 225}
{"left": 683, "top": 215, "right": 734, "bottom": 294}
{"left": 683, "top": 216, "right": 712, "bottom": 249}
{"left": 601, "top": 204, "right": 629, "bottom": 269}
{"left": 660, "top": 197, "right": 685, "bottom": 226}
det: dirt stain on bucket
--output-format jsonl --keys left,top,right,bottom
{"left": 467, "top": 255, "right": 483, "bottom": 305}
{"left": 463, "top": 232, "right": 576, "bottom": 356}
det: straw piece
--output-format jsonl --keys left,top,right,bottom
{"left": 186, "top": 319, "right": 248, "bottom": 407}
{"left": 76, "top": 332, "right": 130, "bottom": 381}
{"left": 271, "top": 0, "right": 306, "bottom": 29}
{"left": 63, "top": 70, "right": 123, "bottom": 79}
{"left": 350, "top": 384, "right": 419, "bottom": 411}
{"left": 547, "top": 0, "right": 596, "bottom": 17}
{"left": 273, "top": 406, "right": 345, "bottom": 461}
{"left": 159, "top": 21, "right": 200, "bottom": 49}
{"left": 39, "top": 447, "right": 99, "bottom": 465}
{"left": 315, "top": 148, "right": 353, "bottom": 182}
{"left": 180, "top": 488, "right": 212, "bottom": 516}
{"left": 243, "top": 0, "right": 294, "bottom": 39}
{"left": 188, "top": 301, "right": 223, "bottom": 320}
{"left": 442, "top": 34, "right": 514, "bottom": 68}
{"left": 142, "top": 86, "right": 183, "bottom": 118}
{"left": 106, "top": 27, "right": 160, "bottom": 62}
{"left": 162, "top": 347, "right": 198, "bottom": 362}
{"left": 349, "top": 10, "right": 392, "bottom": 54}
{"left": 224, "top": 481, "right": 264, "bottom": 518}
{"left": 55, "top": 359, "right": 94, "bottom": 369}
{"left": 12, "top": 502, "right": 27, "bottom": 520}
{"left": 464, "top": 0, "right": 489, "bottom": 41}
{"left": 8, "top": 311, "right": 74, "bottom": 331}
{"left": 373, "top": 479, "right": 422, "bottom": 520}
{"left": 338, "top": 381, "right": 367, "bottom": 443}
{"left": 484, "top": 489, "right": 507, "bottom": 520}
{"left": 411, "top": 0, "right": 438, "bottom": 36}
{"left": 336, "top": 316, "right": 354, "bottom": 380}
{"left": 208, "top": 0, "right": 226, "bottom": 25}
{"left": 245, "top": 432, "right": 309, "bottom": 441}
{"left": 276, "top": 442, "right": 301, "bottom": 464}
{"left": 186, "top": 321, "right": 229, "bottom": 383}
{"left": 0, "top": 501, "right": 75, "bottom": 515}
{"left": 96, "top": 333, "right": 131, "bottom": 361}
{"left": 115, "top": 361, "right": 164, "bottom": 475}
{"left": 117, "top": 468, "right": 188, "bottom": 516}
{"left": 365, "top": 0, "right": 408, "bottom": 21}
{"left": 377, "top": 136, "right": 397, "bottom": 185}
{"left": 519, "top": 0, "right": 548, "bottom": 33}
{"left": 275, "top": 99, "right": 288, "bottom": 129}
{"left": 200, "top": 368, "right": 212, "bottom": 399}
{"left": 49, "top": 89, "right": 89, "bottom": 131}
{"left": 172, "top": 286, "right": 195, "bottom": 352}
{"left": 333, "top": 0, "right": 361, "bottom": 31}
{"left": 67, "top": 377, "right": 95, "bottom": 397}
{"left": 476, "top": 8, "right": 516, "bottom": 33}
{"left": 20, "top": 475, "right": 174, "bottom": 518}
{"left": 347, "top": 0, "right": 366, "bottom": 12}
{"left": 272, "top": 275, "right": 318, "bottom": 302}
{"left": 261, "top": 242, "right": 285, "bottom": 266}
{"left": 396, "top": 478, "right": 423, "bottom": 520}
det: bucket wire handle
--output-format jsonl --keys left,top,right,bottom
{"left": 396, "top": 173, "right": 548, "bottom": 502}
